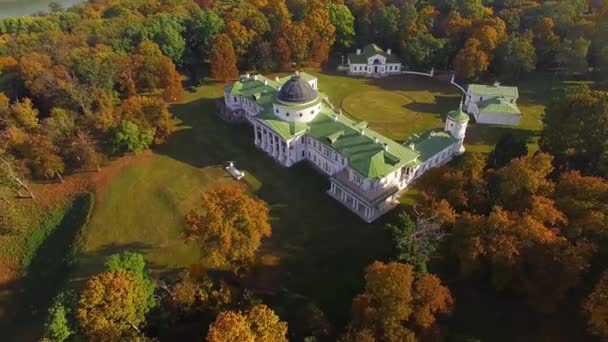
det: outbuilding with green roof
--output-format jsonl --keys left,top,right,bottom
{"left": 344, "top": 44, "right": 402, "bottom": 77}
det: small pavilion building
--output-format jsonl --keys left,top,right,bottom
{"left": 345, "top": 44, "right": 402, "bottom": 77}
{"left": 464, "top": 83, "right": 522, "bottom": 126}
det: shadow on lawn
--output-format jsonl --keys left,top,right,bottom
{"left": 155, "top": 95, "right": 396, "bottom": 332}
{"left": 1, "top": 194, "right": 92, "bottom": 342}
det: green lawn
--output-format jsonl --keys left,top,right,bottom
{"left": 69, "top": 81, "right": 395, "bottom": 335}
{"left": 62, "top": 71, "right": 554, "bottom": 339}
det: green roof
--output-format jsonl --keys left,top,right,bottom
{"left": 348, "top": 44, "right": 401, "bottom": 64}
{"left": 405, "top": 131, "right": 458, "bottom": 162}
{"left": 468, "top": 84, "right": 519, "bottom": 98}
{"left": 225, "top": 71, "right": 463, "bottom": 180}
{"left": 256, "top": 108, "right": 308, "bottom": 140}
{"left": 307, "top": 105, "right": 419, "bottom": 179}
{"left": 478, "top": 97, "right": 521, "bottom": 115}
{"left": 448, "top": 107, "right": 470, "bottom": 122}
{"left": 225, "top": 72, "right": 318, "bottom": 97}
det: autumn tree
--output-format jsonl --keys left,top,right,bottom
{"left": 22, "top": 134, "right": 65, "bottom": 181}
{"left": 170, "top": 269, "right": 232, "bottom": 316}
{"left": 554, "top": 171, "right": 608, "bottom": 239}
{"left": 184, "top": 184, "right": 271, "bottom": 267}
{"left": 77, "top": 252, "right": 156, "bottom": 339}
{"left": 206, "top": 304, "right": 288, "bottom": 342}
{"left": 273, "top": 36, "right": 292, "bottom": 71}
{"left": 119, "top": 96, "right": 174, "bottom": 144}
{"left": 347, "top": 261, "right": 453, "bottom": 340}
{"left": 453, "top": 38, "right": 490, "bottom": 80}
{"left": 583, "top": 271, "right": 608, "bottom": 339}
{"left": 210, "top": 34, "right": 239, "bottom": 82}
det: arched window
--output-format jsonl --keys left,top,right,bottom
{"left": 286, "top": 112, "right": 290, "bottom": 117}
{"left": 299, "top": 113, "right": 303, "bottom": 117}
{"left": 276, "top": 109, "right": 279, "bottom": 113}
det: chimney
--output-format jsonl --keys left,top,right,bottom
{"left": 295, "top": 70, "right": 299, "bottom": 76}
{"left": 360, "top": 129, "right": 365, "bottom": 136}
{"left": 493, "top": 81, "right": 500, "bottom": 87}
{"left": 253, "top": 75, "right": 258, "bottom": 80}
{"left": 387, "top": 48, "right": 392, "bottom": 55}
{"left": 383, "top": 144, "right": 389, "bottom": 152}
{"left": 339, "top": 108, "right": 342, "bottom": 115}
{"left": 264, "top": 79, "right": 268, "bottom": 86}
{"left": 356, "top": 49, "right": 361, "bottom": 55}
{"left": 374, "top": 137, "right": 379, "bottom": 143}
{"left": 275, "top": 76, "right": 279, "bottom": 81}
{"left": 332, "top": 115, "right": 338, "bottom": 122}
{"left": 246, "top": 73, "right": 250, "bottom": 78}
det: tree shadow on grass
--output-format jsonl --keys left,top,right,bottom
{"left": 1, "top": 194, "right": 92, "bottom": 342}
{"left": 404, "top": 95, "right": 460, "bottom": 118}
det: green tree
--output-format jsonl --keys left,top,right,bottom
{"left": 112, "top": 120, "right": 154, "bottom": 154}
{"left": 556, "top": 37, "right": 591, "bottom": 74}
{"left": 328, "top": 3, "right": 355, "bottom": 49}
{"left": 539, "top": 86, "right": 608, "bottom": 177}
{"left": 44, "top": 291, "right": 78, "bottom": 342}
{"left": 497, "top": 32, "right": 537, "bottom": 79}
{"left": 185, "top": 8, "right": 225, "bottom": 62}
{"left": 386, "top": 211, "right": 446, "bottom": 274}
{"left": 487, "top": 132, "right": 529, "bottom": 169}
{"left": 400, "top": 33, "right": 447, "bottom": 69}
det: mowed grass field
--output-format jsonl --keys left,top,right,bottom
{"left": 58, "top": 72, "right": 553, "bottom": 340}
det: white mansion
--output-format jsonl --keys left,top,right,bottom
{"left": 222, "top": 72, "right": 469, "bottom": 222}
{"left": 464, "top": 82, "right": 522, "bottom": 126}
{"left": 344, "top": 44, "right": 402, "bottom": 77}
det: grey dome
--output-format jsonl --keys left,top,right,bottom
{"left": 277, "top": 76, "right": 317, "bottom": 104}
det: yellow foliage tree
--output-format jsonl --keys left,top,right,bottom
{"left": 184, "top": 184, "right": 271, "bottom": 267}
{"left": 206, "top": 304, "right": 288, "bottom": 342}
{"left": 453, "top": 38, "right": 490, "bottom": 80}
{"left": 77, "top": 269, "right": 152, "bottom": 339}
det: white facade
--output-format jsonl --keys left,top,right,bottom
{"left": 345, "top": 44, "right": 402, "bottom": 78}
{"left": 464, "top": 83, "right": 522, "bottom": 126}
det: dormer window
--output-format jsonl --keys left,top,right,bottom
{"left": 276, "top": 109, "right": 279, "bottom": 113}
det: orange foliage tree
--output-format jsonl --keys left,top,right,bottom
{"left": 583, "top": 271, "right": 608, "bottom": 339}
{"left": 453, "top": 38, "right": 490, "bottom": 80}
{"left": 184, "top": 184, "right": 271, "bottom": 267}
{"left": 347, "top": 261, "right": 453, "bottom": 340}
{"left": 210, "top": 34, "right": 239, "bottom": 82}
{"left": 206, "top": 304, "right": 288, "bottom": 342}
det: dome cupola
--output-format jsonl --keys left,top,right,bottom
{"left": 277, "top": 75, "right": 318, "bottom": 105}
